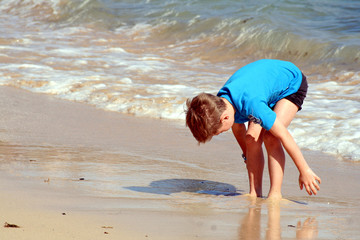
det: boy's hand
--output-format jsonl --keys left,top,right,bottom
{"left": 299, "top": 168, "right": 321, "bottom": 195}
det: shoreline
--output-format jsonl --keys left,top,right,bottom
{"left": 0, "top": 86, "right": 359, "bottom": 239}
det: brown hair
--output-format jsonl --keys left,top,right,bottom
{"left": 185, "top": 93, "right": 226, "bottom": 143}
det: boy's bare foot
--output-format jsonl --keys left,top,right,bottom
{"left": 244, "top": 193, "right": 261, "bottom": 200}
{"left": 267, "top": 193, "right": 282, "bottom": 201}
{"left": 248, "top": 187, "right": 263, "bottom": 198}
{"left": 249, "top": 191, "right": 262, "bottom": 198}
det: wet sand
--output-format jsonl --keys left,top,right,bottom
{"left": 0, "top": 86, "right": 359, "bottom": 239}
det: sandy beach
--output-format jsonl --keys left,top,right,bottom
{"left": 0, "top": 86, "right": 359, "bottom": 240}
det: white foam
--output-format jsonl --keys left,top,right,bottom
{"left": 289, "top": 80, "right": 360, "bottom": 161}
{"left": 119, "top": 78, "right": 133, "bottom": 84}
{"left": 108, "top": 47, "right": 128, "bottom": 53}
{"left": 0, "top": 63, "right": 54, "bottom": 72}
{"left": 0, "top": 0, "right": 62, "bottom": 19}
{"left": 49, "top": 48, "right": 91, "bottom": 57}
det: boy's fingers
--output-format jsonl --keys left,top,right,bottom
{"left": 305, "top": 184, "right": 312, "bottom": 195}
{"left": 310, "top": 184, "right": 317, "bottom": 195}
{"left": 314, "top": 175, "right": 321, "bottom": 191}
{"left": 314, "top": 181, "right": 320, "bottom": 191}
{"left": 316, "top": 176, "right": 322, "bottom": 184}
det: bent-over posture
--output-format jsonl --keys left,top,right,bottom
{"left": 186, "top": 59, "right": 321, "bottom": 199}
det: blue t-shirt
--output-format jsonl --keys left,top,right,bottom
{"left": 217, "top": 59, "right": 302, "bottom": 130}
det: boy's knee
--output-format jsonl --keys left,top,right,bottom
{"left": 263, "top": 131, "right": 280, "bottom": 147}
{"left": 245, "top": 133, "right": 263, "bottom": 149}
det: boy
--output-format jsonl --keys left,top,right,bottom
{"left": 186, "top": 59, "right": 321, "bottom": 199}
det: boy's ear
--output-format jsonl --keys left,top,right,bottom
{"left": 220, "top": 113, "right": 230, "bottom": 123}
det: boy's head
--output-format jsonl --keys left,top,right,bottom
{"left": 185, "top": 93, "right": 227, "bottom": 143}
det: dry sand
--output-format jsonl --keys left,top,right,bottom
{"left": 0, "top": 86, "right": 359, "bottom": 239}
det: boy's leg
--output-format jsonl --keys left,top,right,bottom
{"left": 232, "top": 123, "right": 247, "bottom": 155}
{"left": 245, "top": 121, "right": 265, "bottom": 197}
{"left": 264, "top": 98, "right": 298, "bottom": 199}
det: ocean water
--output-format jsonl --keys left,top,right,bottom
{"left": 0, "top": 0, "right": 359, "bottom": 161}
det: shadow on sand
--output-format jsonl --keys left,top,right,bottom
{"left": 125, "top": 178, "right": 244, "bottom": 196}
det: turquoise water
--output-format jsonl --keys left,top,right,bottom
{"left": 0, "top": 0, "right": 359, "bottom": 160}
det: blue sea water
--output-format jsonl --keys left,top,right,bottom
{"left": 0, "top": 0, "right": 359, "bottom": 160}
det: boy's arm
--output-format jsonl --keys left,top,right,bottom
{"left": 232, "top": 123, "right": 247, "bottom": 155}
{"left": 269, "top": 118, "right": 321, "bottom": 195}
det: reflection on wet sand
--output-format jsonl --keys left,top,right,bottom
{"left": 296, "top": 217, "right": 318, "bottom": 239}
{"left": 239, "top": 198, "right": 318, "bottom": 240}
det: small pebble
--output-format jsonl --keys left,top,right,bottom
{"left": 101, "top": 226, "right": 113, "bottom": 229}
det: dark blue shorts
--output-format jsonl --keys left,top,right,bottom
{"left": 284, "top": 73, "right": 308, "bottom": 111}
